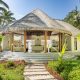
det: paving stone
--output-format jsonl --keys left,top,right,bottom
{"left": 24, "top": 63, "right": 57, "bottom": 80}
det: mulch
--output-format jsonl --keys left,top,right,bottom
{"left": 45, "top": 64, "right": 64, "bottom": 80}
{"left": 0, "top": 60, "right": 27, "bottom": 65}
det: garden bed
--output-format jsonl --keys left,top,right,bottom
{"left": 45, "top": 64, "right": 63, "bottom": 80}
{"left": 47, "top": 59, "right": 80, "bottom": 80}
{"left": 0, "top": 60, "right": 26, "bottom": 80}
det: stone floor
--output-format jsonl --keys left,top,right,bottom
{"left": 24, "top": 63, "right": 57, "bottom": 80}
{"left": 0, "top": 51, "right": 80, "bottom": 63}
{"left": 0, "top": 51, "right": 56, "bottom": 63}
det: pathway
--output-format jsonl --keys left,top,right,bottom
{"left": 24, "top": 63, "right": 57, "bottom": 80}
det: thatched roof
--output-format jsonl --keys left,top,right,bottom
{"left": 8, "top": 9, "right": 71, "bottom": 34}
{"left": 0, "top": 9, "right": 80, "bottom": 36}
{"left": 56, "top": 20, "right": 80, "bottom": 36}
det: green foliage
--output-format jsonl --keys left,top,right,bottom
{"left": 0, "top": 38, "right": 2, "bottom": 42}
{"left": 5, "top": 61, "right": 16, "bottom": 69}
{"left": 48, "top": 60, "right": 80, "bottom": 80}
{"left": 0, "top": 9, "right": 16, "bottom": 26}
{"left": 68, "top": 65, "right": 80, "bottom": 80}
{"left": 58, "top": 39, "right": 66, "bottom": 64}
{"left": 0, "top": 75, "right": 2, "bottom": 80}
{"left": 0, "top": 35, "right": 3, "bottom": 42}
{"left": 64, "top": 7, "right": 80, "bottom": 29}
{"left": 48, "top": 61, "right": 60, "bottom": 70}
{"left": 0, "top": 61, "right": 25, "bottom": 80}
{"left": 0, "top": 0, "right": 15, "bottom": 26}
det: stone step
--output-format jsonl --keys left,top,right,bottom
{"left": 25, "top": 66, "right": 45, "bottom": 69}
{"left": 26, "top": 74, "right": 55, "bottom": 80}
{"left": 24, "top": 69, "right": 46, "bottom": 72}
{"left": 24, "top": 72, "right": 49, "bottom": 75}
{"left": 32, "top": 64, "right": 44, "bottom": 66}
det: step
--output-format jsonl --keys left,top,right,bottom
{"left": 25, "top": 66, "right": 45, "bottom": 69}
{"left": 24, "top": 71, "right": 49, "bottom": 75}
{"left": 26, "top": 74, "right": 55, "bottom": 80}
{"left": 24, "top": 69, "right": 47, "bottom": 72}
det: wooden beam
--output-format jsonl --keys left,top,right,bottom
{"left": 24, "top": 31, "right": 27, "bottom": 52}
{"left": 59, "top": 33, "right": 62, "bottom": 52}
{"left": 44, "top": 31, "right": 48, "bottom": 53}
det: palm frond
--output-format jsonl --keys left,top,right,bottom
{"left": 0, "top": 7, "right": 6, "bottom": 11}
{"left": 0, "top": 0, "right": 9, "bottom": 9}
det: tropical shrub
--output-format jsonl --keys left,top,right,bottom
{"left": 0, "top": 38, "right": 2, "bottom": 42}
{"left": 48, "top": 61, "right": 60, "bottom": 70}
{"left": 68, "top": 68, "right": 80, "bottom": 80}
{"left": 0, "top": 75, "right": 2, "bottom": 80}
{"left": 0, "top": 61, "right": 25, "bottom": 80}
{"left": 5, "top": 61, "right": 16, "bottom": 69}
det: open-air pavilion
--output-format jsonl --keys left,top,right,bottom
{"left": 0, "top": 9, "right": 80, "bottom": 53}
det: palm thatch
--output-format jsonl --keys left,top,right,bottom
{"left": 56, "top": 20, "right": 80, "bottom": 36}
{"left": 0, "top": 9, "right": 80, "bottom": 36}
{"left": 8, "top": 9, "right": 71, "bottom": 34}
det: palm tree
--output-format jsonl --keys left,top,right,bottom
{"left": 0, "top": 0, "right": 9, "bottom": 11}
{"left": 64, "top": 7, "right": 80, "bottom": 29}
{"left": 0, "top": 10, "right": 16, "bottom": 26}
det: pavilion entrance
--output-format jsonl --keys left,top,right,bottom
{"left": 26, "top": 31, "right": 46, "bottom": 52}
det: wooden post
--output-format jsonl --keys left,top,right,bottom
{"left": 44, "top": 31, "right": 48, "bottom": 53}
{"left": 11, "top": 33, "right": 14, "bottom": 52}
{"left": 59, "top": 33, "right": 62, "bottom": 52}
{"left": 24, "top": 31, "right": 27, "bottom": 52}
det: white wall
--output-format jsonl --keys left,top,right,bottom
{"left": 2, "top": 34, "right": 10, "bottom": 50}
{"left": 77, "top": 38, "right": 80, "bottom": 51}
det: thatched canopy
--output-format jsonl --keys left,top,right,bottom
{"left": 8, "top": 9, "right": 71, "bottom": 34}
{"left": 56, "top": 20, "right": 80, "bottom": 36}
{"left": 0, "top": 9, "right": 80, "bottom": 36}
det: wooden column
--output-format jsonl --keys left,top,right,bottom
{"left": 44, "top": 31, "right": 48, "bottom": 53}
{"left": 11, "top": 33, "right": 14, "bottom": 52}
{"left": 24, "top": 31, "right": 27, "bottom": 52}
{"left": 59, "top": 33, "right": 62, "bottom": 52}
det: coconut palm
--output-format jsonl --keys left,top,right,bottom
{"left": 0, "top": 10, "right": 16, "bottom": 25}
{"left": 0, "top": 0, "right": 9, "bottom": 24}
{"left": 0, "top": 0, "right": 9, "bottom": 11}
{"left": 64, "top": 7, "right": 80, "bottom": 29}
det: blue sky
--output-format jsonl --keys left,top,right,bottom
{"left": 3, "top": 0, "right": 79, "bottom": 20}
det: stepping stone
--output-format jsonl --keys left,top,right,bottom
{"left": 27, "top": 75, "right": 55, "bottom": 80}
{"left": 24, "top": 71, "right": 49, "bottom": 75}
{"left": 24, "top": 63, "right": 57, "bottom": 80}
{"left": 25, "top": 66, "right": 45, "bottom": 69}
{"left": 24, "top": 69, "right": 46, "bottom": 72}
{"left": 33, "top": 64, "right": 44, "bottom": 66}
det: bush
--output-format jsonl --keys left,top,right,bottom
{"left": 48, "top": 61, "right": 60, "bottom": 70}
{"left": 0, "top": 61, "right": 25, "bottom": 80}
{"left": 0, "top": 38, "right": 2, "bottom": 42}
{"left": 5, "top": 61, "right": 16, "bottom": 69}
{"left": 68, "top": 69, "right": 80, "bottom": 80}
{"left": 0, "top": 75, "right": 2, "bottom": 80}
{"left": 48, "top": 60, "right": 80, "bottom": 80}
{"left": 76, "top": 55, "right": 80, "bottom": 60}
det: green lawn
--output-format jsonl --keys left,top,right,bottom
{"left": 48, "top": 57, "right": 80, "bottom": 80}
{"left": 0, "top": 61, "right": 25, "bottom": 80}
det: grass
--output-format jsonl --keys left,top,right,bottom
{"left": 0, "top": 61, "right": 25, "bottom": 80}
